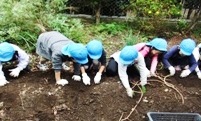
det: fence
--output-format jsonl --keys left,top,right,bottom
{"left": 66, "top": 0, "right": 201, "bottom": 19}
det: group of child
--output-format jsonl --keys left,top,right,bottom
{"left": 0, "top": 31, "right": 200, "bottom": 98}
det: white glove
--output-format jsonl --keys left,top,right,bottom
{"left": 62, "top": 63, "right": 70, "bottom": 71}
{"left": 37, "top": 64, "right": 49, "bottom": 71}
{"left": 140, "top": 80, "right": 147, "bottom": 86}
{"left": 126, "top": 88, "right": 134, "bottom": 98}
{"left": 0, "top": 75, "right": 9, "bottom": 86}
{"left": 197, "top": 71, "right": 201, "bottom": 79}
{"left": 72, "top": 75, "right": 81, "bottom": 81}
{"left": 56, "top": 79, "right": 69, "bottom": 86}
{"left": 180, "top": 69, "right": 191, "bottom": 78}
{"left": 168, "top": 66, "right": 175, "bottom": 76}
{"left": 94, "top": 72, "right": 101, "bottom": 84}
{"left": 9, "top": 67, "right": 22, "bottom": 77}
{"left": 82, "top": 73, "right": 90, "bottom": 85}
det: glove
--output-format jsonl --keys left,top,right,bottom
{"left": 9, "top": 67, "right": 22, "bottom": 77}
{"left": 126, "top": 88, "right": 134, "bottom": 98}
{"left": 168, "top": 66, "right": 175, "bottom": 76}
{"left": 146, "top": 69, "right": 156, "bottom": 77}
{"left": 94, "top": 72, "right": 102, "bottom": 84}
{"left": 37, "top": 64, "right": 49, "bottom": 71}
{"left": 140, "top": 80, "right": 147, "bottom": 86}
{"left": 0, "top": 75, "right": 9, "bottom": 86}
{"left": 82, "top": 73, "right": 91, "bottom": 85}
{"left": 180, "top": 69, "right": 191, "bottom": 78}
{"left": 141, "top": 86, "right": 146, "bottom": 93}
{"left": 197, "top": 71, "right": 201, "bottom": 79}
{"left": 62, "top": 63, "right": 70, "bottom": 71}
{"left": 56, "top": 79, "right": 69, "bottom": 86}
{"left": 72, "top": 75, "right": 81, "bottom": 81}
{"left": 150, "top": 72, "right": 157, "bottom": 77}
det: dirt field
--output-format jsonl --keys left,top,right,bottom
{"left": 0, "top": 35, "right": 201, "bottom": 121}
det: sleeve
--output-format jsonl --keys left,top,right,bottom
{"left": 188, "top": 54, "right": 198, "bottom": 72}
{"left": 12, "top": 44, "right": 29, "bottom": 70}
{"left": 99, "top": 50, "right": 107, "bottom": 66}
{"left": 118, "top": 63, "right": 131, "bottom": 89}
{"left": 150, "top": 55, "right": 158, "bottom": 73}
{"left": 162, "top": 45, "right": 178, "bottom": 68}
{"left": 134, "top": 43, "right": 149, "bottom": 57}
{"left": 73, "top": 62, "right": 81, "bottom": 75}
{"left": 135, "top": 53, "right": 147, "bottom": 85}
{"left": 193, "top": 47, "right": 200, "bottom": 72}
{"left": 0, "top": 63, "right": 6, "bottom": 80}
{"left": 51, "top": 52, "right": 63, "bottom": 70}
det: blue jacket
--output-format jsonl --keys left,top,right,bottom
{"left": 162, "top": 45, "right": 197, "bottom": 72}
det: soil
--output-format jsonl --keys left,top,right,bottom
{"left": 0, "top": 35, "right": 201, "bottom": 121}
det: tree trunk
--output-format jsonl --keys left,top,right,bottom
{"left": 95, "top": 4, "right": 101, "bottom": 24}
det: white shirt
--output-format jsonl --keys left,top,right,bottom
{"left": 110, "top": 50, "right": 147, "bottom": 89}
{"left": 193, "top": 47, "right": 200, "bottom": 72}
{"left": 0, "top": 44, "right": 29, "bottom": 80}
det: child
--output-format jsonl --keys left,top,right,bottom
{"left": 80, "top": 40, "right": 106, "bottom": 85}
{"left": 36, "top": 31, "right": 88, "bottom": 86}
{"left": 134, "top": 38, "right": 167, "bottom": 77}
{"left": 0, "top": 42, "right": 29, "bottom": 86}
{"left": 162, "top": 38, "right": 197, "bottom": 77}
{"left": 106, "top": 46, "right": 147, "bottom": 98}
{"left": 192, "top": 43, "right": 201, "bottom": 79}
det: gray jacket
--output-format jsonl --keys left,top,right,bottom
{"left": 36, "top": 31, "right": 80, "bottom": 75}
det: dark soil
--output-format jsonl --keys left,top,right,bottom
{"left": 0, "top": 36, "right": 201, "bottom": 121}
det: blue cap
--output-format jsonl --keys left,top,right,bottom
{"left": 61, "top": 43, "right": 88, "bottom": 64}
{"left": 146, "top": 38, "right": 167, "bottom": 51}
{"left": 119, "top": 46, "right": 138, "bottom": 64}
{"left": 86, "top": 40, "right": 103, "bottom": 59}
{"left": 180, "top": 38, "right": 196, "bottom": 56}
{"left": 0, "top": 42, "right": 15, "bottom": 62}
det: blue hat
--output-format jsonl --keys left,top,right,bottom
{"left": 146, "top": 38, "right": 167, "bottom": 51}
{"left": 119, "top": 46, "right": 138, "bottom": 64}
{"left": 86, "top": 40, "right": 103, "bottom": 59}
{"left": 180, "top": 38, "right": 196, "bottom": 56}
{"left": 61, "top": 43, "right": 88, "bottom": 64}
{"left": 0, "top": 42, "right": 15, "bottom": 62}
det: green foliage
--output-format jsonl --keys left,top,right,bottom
{"left": 0, "top": 0, "right": 87, "bottom": 52}
{"left": 123, "top": 30, "right": 148, "bottom": 46}
{"left": 176, "top": 19, "right": 188, "bottom": 31}
{"left": 129, "top": 0, "right": 182, "bottom": 18}
{"left": 92, "top": 22, "right": 127, "bottom": 35}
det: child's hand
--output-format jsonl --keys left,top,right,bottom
{"left": 56, "top": 79, "right": 69, "bottom": 86}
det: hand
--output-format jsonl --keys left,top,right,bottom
{"left": 147, "top": 69, "right": 156, "bottom": 77}
{"left": 0, "top": 79, "right": 9, "bottom": 86}
{"left": 168, "top": 66, "right": 175, "bottom": 76}
{"left": 82, "top": 73, "right": 91, "bottom": 85}
{"left": 56, "top": 79, "right": 69, "bottom": 86}
{"left": 62, "top": 63, "right": 70, "bottom": 71}
{"left": 140, "top": 80, "right": 147, "bottom": 86}
{"left": 197, "top": 71, "right": 201, "bottom": 79}
{"left": 9, "top": 67, "right": 21, "bottom": 77}
{"left": 180, "top": 69, "right": 191, "bottom": 78}
{"left": 141, "top": 86, "right": 146, "bottom": 93}
{"left": 126, "top": 88, "right": 134, "bottom": 98}
{"left": 37, "top": 64, "right": 49, "bottom": 71}
{"left": 94, "top": 72, "right": 101, "bottom": 84}
{"left": 72, "top": 75, "right": 81, "bottom": 81}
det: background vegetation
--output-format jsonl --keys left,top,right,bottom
{"left": 0, "top": 0, "right": 200, "bottom": 52}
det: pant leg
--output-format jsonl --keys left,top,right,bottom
{"left": 106, "top": 58, "right": 118, "bottom": 76}
{"left": 127, "top": 64, "right": 140, "bottom": 78}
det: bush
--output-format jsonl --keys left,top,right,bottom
{"left": 0, "top": 0, "right": 87, "bottom": 52}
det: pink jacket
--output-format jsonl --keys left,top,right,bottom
{"left": 134, "top": 43, "right": 158, "bottom": 74}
